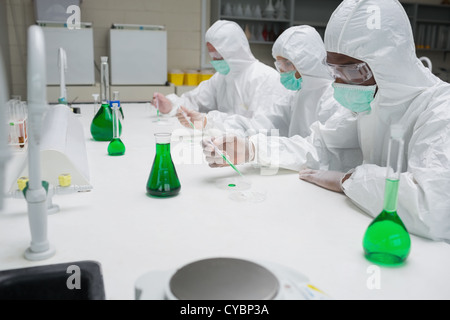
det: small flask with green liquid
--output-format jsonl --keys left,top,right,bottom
{"left": 90, "top": 56, "right": 122, "bottom": 141}
{"left": 146, "top": 133, "right": 181, "bottom": 197}
{"left": 363, "top": 124, "right": 411, "bottom": 266}
{"left": 108, "top": 91, "right": 126, "bottom": 156}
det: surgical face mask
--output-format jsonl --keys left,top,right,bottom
{"left": 280, "top": 71, "right": 303, "bottom": 91}
{"left": 333, "top": 83, "right": 376, "bottom": 113}
{"left": 210, "top": 60, "right": 230, "bottom": 76}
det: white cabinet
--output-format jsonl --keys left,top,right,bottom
{"left": 41, "top": 25, "right": 95, "bottom": 85}
{"left": 109, "top": 26, "right": 168, "bottom": 86}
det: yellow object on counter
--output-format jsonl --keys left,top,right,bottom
{"left": 184, "top": 70, "right": 199, "bottom": 86}
{"left": 17, "top": 177, "right": 29, "bottom": 191}
{"left": 199, "top": 69, "right": 215, "bottom": 83}
{"left": 58, "top": 173, "right": 72, "bottom": 187}
{"left": 168, "top": 69, "right": 185, "bottom": 86}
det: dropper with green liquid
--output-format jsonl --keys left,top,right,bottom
{"left": 362, "top": 124, "right": 411, "bottom": 266}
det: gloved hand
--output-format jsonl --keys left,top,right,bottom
{"left": 177, "top": 106, "right": 207, "bottom": 130}
{"left": 299, "top": 169, "right": 353, "bottom": 193}
{"left": 152, "top": 92, "right": 173, "bottom": 114}
{"left": 202, "top": 135, "right": 255, "bottom": 168}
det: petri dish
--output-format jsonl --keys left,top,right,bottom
{"left": 229, "top": 190, "right": 267, "bottom": 203}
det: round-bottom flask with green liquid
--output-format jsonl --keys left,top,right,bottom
{"left": 146, "top": 133, "right": 181, "bottom": 197}
{"left": 90, "top": 103, "right": 122, "bottom": 141}
{"left": 108, "top": 94, "right": 125, "bottom": 156}
{"left": 108, "top": 138, "right": 126, "bottom": 156}
{"left": 362, "top": 125, "right": 411, "bottom": 267}
{"left": 363, "top": 180, "right": 411, "bottom": 266}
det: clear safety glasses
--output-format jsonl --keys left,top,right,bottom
{"left": 209, "top": 51, "right": 224, "bottom": 60}
{"left": 324, "top": 59, "right": 373, "bottom": 85}
{"left": 274, "top": 59, "right": 296, "bottom": 73}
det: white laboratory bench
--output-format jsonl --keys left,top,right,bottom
{"left": 1, "top": 103, "right": 449, "bottom": 301}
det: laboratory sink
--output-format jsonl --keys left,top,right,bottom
{"left": 0, "top": 261, "right": 105, "bottom": 300}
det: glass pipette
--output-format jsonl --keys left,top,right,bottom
{"left": 207, "top": 139, "right": 244, "bottom": 177}
{"left": 178, "top": 107, "right": 243, "bottom": 177}
{"left": 179, "top": 107, "right": 196, "bottom": 129}
{"left": 155, "top": 98, "right": 160, "bottom": 121}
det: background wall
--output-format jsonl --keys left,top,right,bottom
{"left": 5, "top": 0, "right": 207, "bottom": 100}
{"left": 2, "top": 0, "right": 450, "bottom": 100}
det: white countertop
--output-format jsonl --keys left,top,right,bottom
{"left": 1, "top": 103, "right": 449, "bottom": 300}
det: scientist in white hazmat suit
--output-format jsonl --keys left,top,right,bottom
{"left": 206, "top": 0, "right": 450, "bottom": 242}
{"left": 183, "top": 25, "right": 347, "bottom": 141}
{"left": 153, "top": 20, "right": 287, "bottom": 124}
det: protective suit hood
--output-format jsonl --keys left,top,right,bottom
{"left": 269, "top": 25, "right": 342, "bottom": 137}
{"left": 206, "top": 20, "right": 257, "bottom": 75}
{"left": 321, "top": 0, "right": 450, "bottom": 241}
{"left": 273, "top": 25, "right": 332, "bottom": 84}
{"left": 325, "top": 0, "right": 439, "bottom": 107}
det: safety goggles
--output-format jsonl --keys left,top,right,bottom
{"left": 324, "top": 59, "right": 373, "bottom": 85}
{"left": 209, "top": 51, "right": 224, "bottom": 60}
{"left": 274, "top": 59, "right": 296, "bottom": 73}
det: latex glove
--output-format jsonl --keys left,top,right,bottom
{"left": 299, "top": 169, "right": 353, "bottom": 194}
{"left": 177, "top": 106, "right": 207, "bottom": 130}
{"left": 152, "top": 92, "right": 173, "bottom": 114}
{"left": 202, "top": 135, "right": 255, "bottom": 168}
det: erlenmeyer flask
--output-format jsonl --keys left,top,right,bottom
{"left": 91, "top": 103, "right": 112, "bottom": 141}
{"left": 146, "top": 133, "right": 181, "bottom": 197}
{"left": 363, "top": 125, "right": 411, "bottom": 266}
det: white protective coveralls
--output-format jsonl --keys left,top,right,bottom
{"left": 166, "top": 20, "right": 287, "bottom": 119}
{"left": 251, "top": 0, "right": 450, "bottom": 242}
{"left": 209, "top": 25, "right": 346, "bottom": 139}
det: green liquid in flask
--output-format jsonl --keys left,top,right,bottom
{"left": 363, "top": 179, "right": 411, "bottom": 266}
{"left": 146, "top": 135, "right": 181, "bottom": 198}
{"left": 90, "top": 103, "right": 122, "bottom": 141}
{"left": 108, "top": 138, "right": 126, "bottom": 156}
{"left": 108, "top": 97, "right": 126, "bottom": 156}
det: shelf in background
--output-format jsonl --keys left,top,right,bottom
{"left": 221, "top": 15, "right": 290, "bottom": 23}
{"left": 293, "top": 21, "right": 328, "bottom": 28}
{"left": 249, "top": 41, "right": 275, "bottom": 45}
